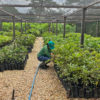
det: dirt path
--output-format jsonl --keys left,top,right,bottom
{"left": 0, "top": 37, "right": 99, "bottom": 100}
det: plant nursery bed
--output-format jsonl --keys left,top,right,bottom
{"left": 0, "top": 54, "right": 28, "bottom": 72}
{"left": 0, "top": 40, "right": 13, "bottom": 49}
{"left": 54, "top": 64, "right": 100, "bottom": 99}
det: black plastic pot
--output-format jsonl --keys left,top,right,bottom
{"left": 97, "top": 87, "right": 100, "bottom": 98}
{"left": 67, "top": 88, "right": 71, "bottom": 98}
{"left": 8, "top": 64, "right": 12, "bottom": 70}
{"left": 0, "top": 64, "right": 4, "bottom": 72}
{"left": 54, "top": 64, "right": 100, "bottom": 98}
{"left": 17, "top": 64, "right": 20, "bottom": 70}
{"left": 10, "top": 65, "right": 13, "bottom": 70}
{"left": 84, "top": 87, "right": 93, "bottom": 98}
{"left": 93, "top": 88, "right": 98, "bottom": 98}
{"left": 78, "top": 87, "right": 84, "bottom": 98}
{"left": 72, "top": 85, "right": 79, "bottom": 97}
{"left": 4, "top": 63, "right": 9, "bottom": 70}
{"left": 64, "top": 81, "right": 71, "bottom": 92}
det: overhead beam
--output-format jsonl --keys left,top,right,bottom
{"left": 0, "top": 4, "right": 100, "bottom": 9}
{"left": 0, "top": 14, "right": 63, "bottom": 17}
{"left": 0, "top": 4, "right": 85, "bottom": 8}
{"left": 2, "top": 14, "right": 100, "bottom": 18}
{"left": 0, "top": 18, "right": 99, "bottom": 22}
{"left": 0, "top": 20, "right": 97, "bottom": 23}
{"left": 85, "top": 0, "right": 100, "bottom": 9}
{"left": 10, "top": 15, "right": 100, "bottom": 19}
{"left": 21, "top": 17, "right": 100, "bottom": 20}
{"left": 0, "top": 16, "right": 100, "bottom": 21}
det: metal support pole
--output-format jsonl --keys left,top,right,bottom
{"left": 12, "top": 16, "right": 15, "bottom": 40}
{"left": 56, "top": 20, "right": 58, "bottom": 36}
{"left": 63, "top": 16, "right": 66, "bottom": 38}
{"left": 81, "top": 8, "right": 86, "bottom": 46}
{"left": 21, "top": 19, "right": 23, "bottom": 34}
{"left": 25, "top": 21, "right": 26, "bottom": 34}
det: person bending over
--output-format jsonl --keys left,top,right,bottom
{"left": 37, "top": 41, "right": 55, "bottom": 69}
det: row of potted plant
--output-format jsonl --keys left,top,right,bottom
{"left": 43, "top": 32, "right": 100, "bottom": 98}
{"left": 0, "top": 34, "right": 36, "bottom": 71}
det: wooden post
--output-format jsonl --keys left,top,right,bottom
{"left": 21, "top": 19, "right": 23, "bottom": 34}
{"left": 84, "top": 22, "right": 87, "bottom": 34}
{"left": 63, "top": 16, "right": 66, "bottom": 38}
{"left": 81, "top": 8, "right": 86, "bottom": 46}
{"left": 0, "top": 21, "right": 2, "bottom": 31}
{"left": 56, "top": 20, "right": 58, "bottom": 36}
{"left": 12, "top": 16, "right": 15, "bottom": 40}
{"left": 52, "top": 22, "right": 53, "bottom": 33}
{"left": 62, "top": 23, "right": 63, "bottom": 33}
{"left": 76, "top": 23, "right": 78, "bottom": 33}
{"left": 48, "top": 23, "right": 49, "bottom": 32}
{"left": 48, "top": 23, "right": 51, "bottom": 32}
{"left": 49, "top": 23, "right": 51, "bottom": 32}
{"left": 25, "top": 21, "right": 26, "bottom": 34}
{"left": 96, "top": 21, "right": 99, "bottom": 37}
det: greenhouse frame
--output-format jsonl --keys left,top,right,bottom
{"left": 0, "top": 0, "right": 100, "bottom": 45}
{"left": 0, "top": 0, "right": 100, "bottom": 99}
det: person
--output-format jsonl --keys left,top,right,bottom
{"left": 37, "top": 41, "right": 55, "bottom": 69}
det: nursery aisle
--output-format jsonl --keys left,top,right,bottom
{"left": 30, "top": 38, "right": 68, "bottom": 100}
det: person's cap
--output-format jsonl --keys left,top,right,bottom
{"left": 48, "top": 41, "right": 55, "bottom": 49}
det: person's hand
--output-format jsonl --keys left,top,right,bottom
{"left": 51, "top": 53, "right": 54, "bottom": 56}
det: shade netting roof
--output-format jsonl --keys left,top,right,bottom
{"left": 0, "top": 0, "right": 100, "bottom": 23}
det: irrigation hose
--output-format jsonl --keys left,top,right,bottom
{"left": 28, "top": 63, "right": 40, "bottom": 100}
{"left": 28, "top": 38, "right": 42, "bottom": 100}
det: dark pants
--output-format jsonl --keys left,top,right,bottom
{"left": 38, "top": 56, "right": 51, "bottom": 62}
{"left": 38, "top": 56, "right": 51, "bottom": 69}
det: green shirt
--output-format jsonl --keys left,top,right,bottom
{"left": 37, "top": 45, "right": 51, "bottom": 58}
